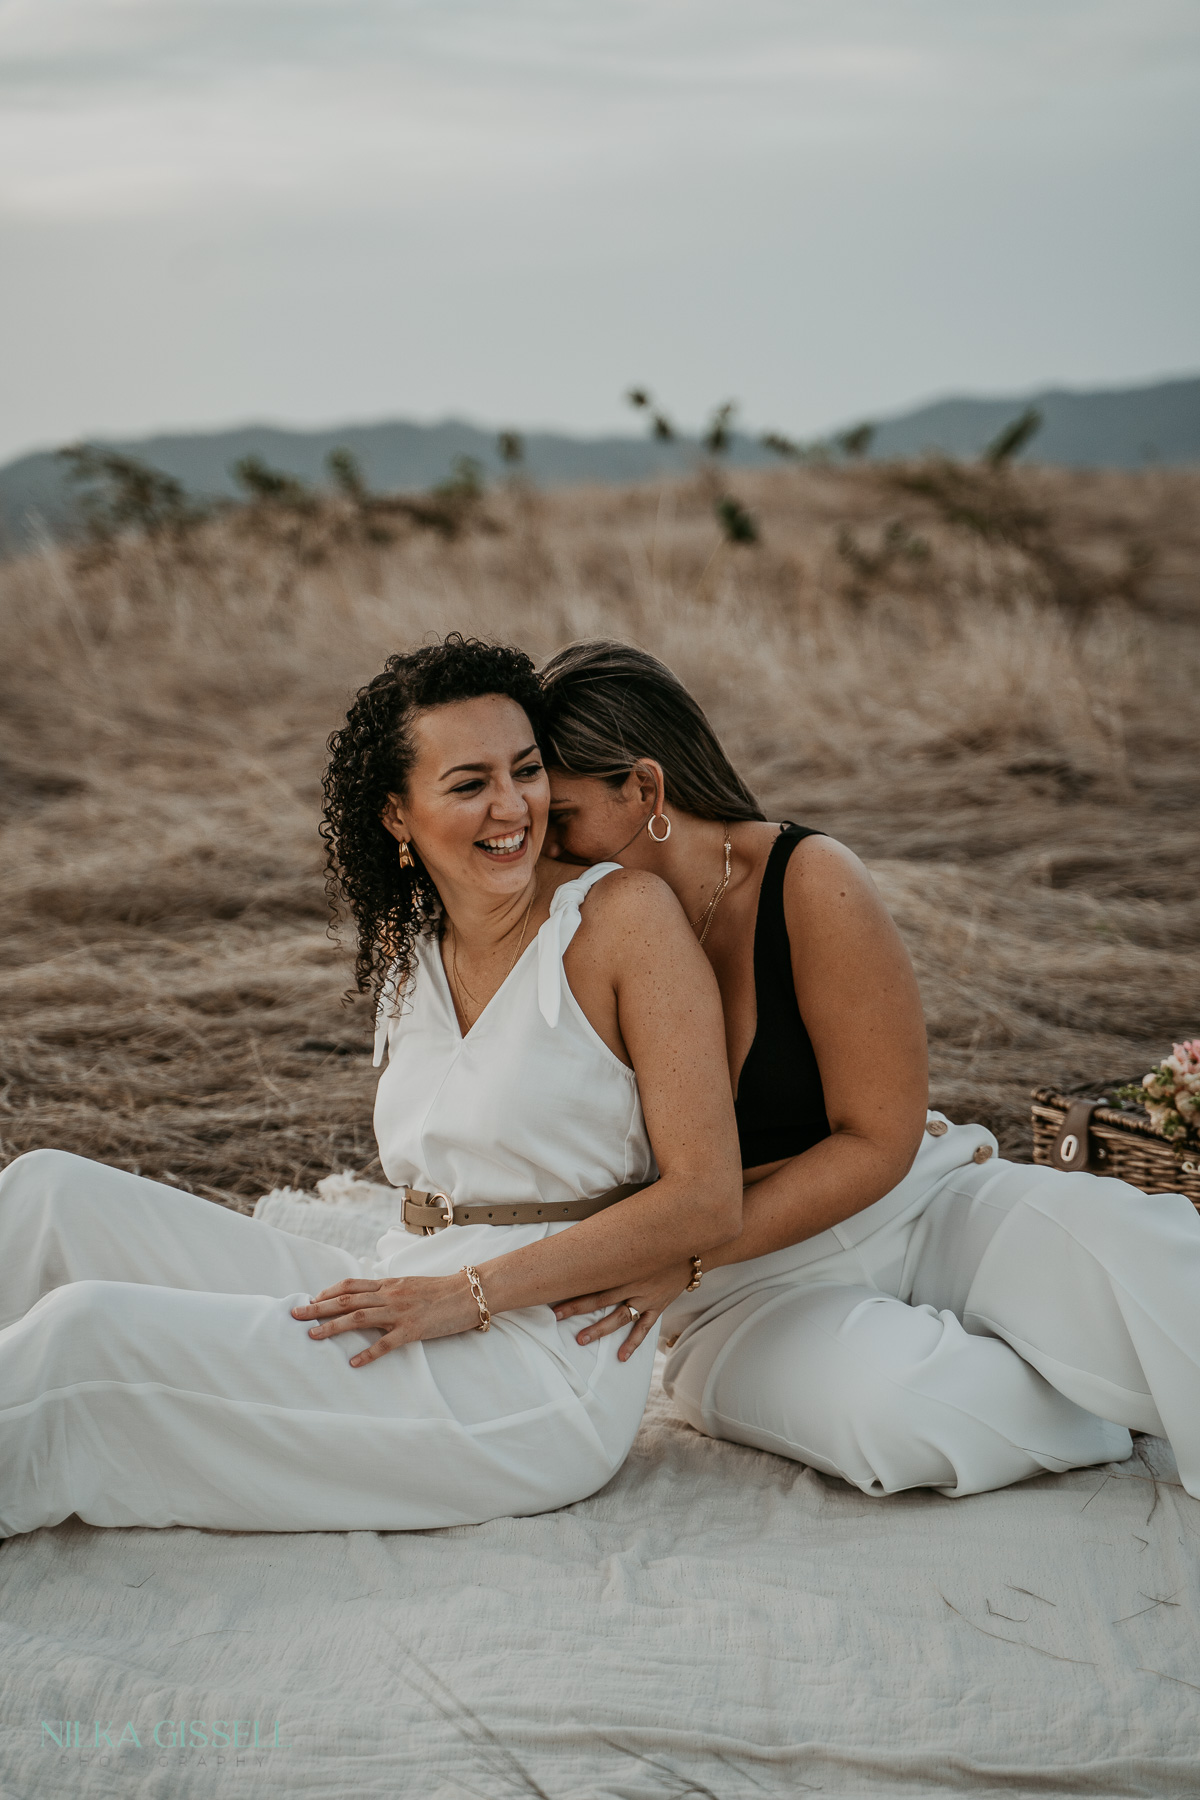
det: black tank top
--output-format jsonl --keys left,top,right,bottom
{"left": 733, "top": 824, "right": 831, "bottom": 1169}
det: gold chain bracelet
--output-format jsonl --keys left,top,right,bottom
{"left": 462, "top": 1265, "right": 492, "bottom": 1332}
{"left": 685, "top": 1255, "right": 703, "bottom": 1291}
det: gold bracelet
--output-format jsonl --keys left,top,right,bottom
{"left": 685, "top": 1255, "right": 703, "bottom": 1291}
{"left": 462, "top": 1265, "right": 491, "bottom": 1332}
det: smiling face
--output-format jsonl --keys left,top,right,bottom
{"left": 382, "top": 694, "right": 549, "bottom": 903}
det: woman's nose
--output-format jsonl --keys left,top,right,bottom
{"left": 490, "top": 782, "right": 529, "bottom": 821}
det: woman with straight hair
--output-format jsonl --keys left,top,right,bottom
{"left": 541, "top": 638, "right": 1200, "bottom": 1500}
{"left": 0, "top": 636, "right": 741, "bottom": 1537}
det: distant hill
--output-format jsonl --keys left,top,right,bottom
{"left": 866, "top": 375, "right": 1200, "bottom": 465}
{"left": 1, "top": 374, "right": 1196, "bottom": 553}
{"left": 0, "top": 419, "right": 758, "bottom": 554}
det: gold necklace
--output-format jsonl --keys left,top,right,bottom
{"left": 692, "top": 825, "right": 733, "bottom": 947}
{"left": 447, "top": 888, "right": 536, "bottom": 1031}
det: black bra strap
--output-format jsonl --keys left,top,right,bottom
{"left": 752, "top": 824, "right": 824, "bottom": 1021}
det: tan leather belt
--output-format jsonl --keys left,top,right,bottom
{"left": 402, "top": 1181, "right": 650, "bottom": 1235}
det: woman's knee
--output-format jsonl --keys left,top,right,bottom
{"left": 719, "top": 1286, "right": 948, "bottom": 1417}
{"left": 701, "top": 1288, "right": 963, "bottom": 1489}
{"left": 990, "top": 1161, "right": 1198, "bottom": 1257}
{"left": 0, "top": 1146, "right": 87, "bottom": 1200}
{"left": 21, "top": 1279, "right": 138, "bottom": 1373}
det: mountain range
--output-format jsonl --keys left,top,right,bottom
{"left": 1, "top": 373, "right": 1196, "bottom": 553}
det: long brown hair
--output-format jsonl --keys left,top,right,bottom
{"left": 539, "top": 639, "right": 764, "bottom": 822}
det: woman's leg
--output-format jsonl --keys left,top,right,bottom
{"left": 0, "top": 1148, "right": 363, "bottom": 1325}
{"left": 0, "top": 1275, "right": 630, "bottom": 1535}
{"left": 662, "top": 1282, "right": 1127, "bottom": 1498}
{"left": 903, "top": 1159, "right": 1200, "bottom": 1495}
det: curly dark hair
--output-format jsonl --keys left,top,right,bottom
{"left": 321, "top": 634, "right": 546, "bottom": 1005}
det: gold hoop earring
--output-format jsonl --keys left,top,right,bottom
{"left": 397, "top": 840, "right": 415, "bottom": 869}
{"left": 647, "top": 813, "right": 671, "bottom": 843}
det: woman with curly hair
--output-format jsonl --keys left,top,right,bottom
{"left": 0, "top": 635, "right": 741, "bottom": 1536}
{"left": 541, "top": 638, "right": 1200, "bottom": 1501}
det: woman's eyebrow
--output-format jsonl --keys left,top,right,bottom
{"left": 439, "top": 744, "right": 539, "bottom": 780}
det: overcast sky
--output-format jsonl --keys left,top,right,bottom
{"left": 1, "top": 0, "right": 1197, "bottom": 463}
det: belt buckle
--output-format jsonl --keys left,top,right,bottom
{"left": 404, "top": 1188, "right": 454, "bottom": 1236}
{"left": 426, "top": 1191, "right": 454, "bottom": 1235}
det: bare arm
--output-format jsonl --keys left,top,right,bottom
{"left": 707, "top": 835, "right": 928, "bottom": 1264}
{"left": 296, "top": 870, "right": 742, "bottom": 1360}
{"left": 557, "top": 837, "right": 929, "bottom": 1349}
{"left": 473, "top": 869, "right": 742, "bottom": 1307}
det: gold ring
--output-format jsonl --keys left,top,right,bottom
{"left": 626, "top": 1305, "right": 640, "bottom": 1322}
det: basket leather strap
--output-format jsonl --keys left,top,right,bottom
{"left": 402, "top": 1180, "right": 650, "bottom": 1234}
{"left": 1051, "top": 1100, "right": 1099, "bottom": 1172}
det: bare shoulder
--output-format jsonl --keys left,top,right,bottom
{"left": 561, "top": 864, "right": 713, "bottom": 1065}
{"left": 578, "top": 864, "right": 690, "bottom": 941}
{"left": 781, "top": 833, "right": 897, "bottom": 939}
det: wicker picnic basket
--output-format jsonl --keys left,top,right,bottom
{"left": 1031, "top": 1082, "right": 1200, "bottom": 1209}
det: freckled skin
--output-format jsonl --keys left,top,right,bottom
{"left": 544, "top": 761, "right": 930, "bottom": 1348}
{"left": 292, "top": 698, "right": 742, "bottom": 1365}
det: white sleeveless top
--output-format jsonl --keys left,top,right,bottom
{"left": 368, "top": 863, "right": 657, "bottom": 1280}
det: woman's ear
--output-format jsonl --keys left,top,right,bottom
{"left": 629, "top": 758, "right": 666, "bottom": 815}
{"left": 380, "top": 794, "right": 409, "bottom": 843}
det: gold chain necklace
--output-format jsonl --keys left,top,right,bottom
{"left": 692, "top": 825, "right": 733, "bottom": 947}
{"left": 446, "top": 888, "right": 536, "bottom": 1031}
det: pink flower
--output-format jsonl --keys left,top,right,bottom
{"left": 1132, "top": 1039, "right": 1200, "bottom": 1140}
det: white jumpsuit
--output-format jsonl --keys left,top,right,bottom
{"left": 661, "top": 1115, "right": 1200, "bottom": 1498}
{"left": 0, "top": 863, "right": 658, "bottom": 1538}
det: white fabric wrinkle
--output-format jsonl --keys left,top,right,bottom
{"left": 1, "top": 862, "right": 658, "bottom": 1536}
{"left": 372, "top": 957, "right": 407, "bottom": 1068}
{"left": 8, "top": 1194, "right": 1197, "bottom": 1796}
{"left": 536, "top": 862, "right": 622, "bottom": 1028}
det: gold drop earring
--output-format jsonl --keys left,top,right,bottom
{"left": 397, "top": 840, "right": 415, "bottom": 869}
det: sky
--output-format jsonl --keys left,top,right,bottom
{"left": 1, "top": 0, "right": 1198, "bottom": 464}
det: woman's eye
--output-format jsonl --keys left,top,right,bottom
{"left": 516, "top": 762, "right": 544, "bottom": 780}
{"left": 450, "top": 779, "right": 485, "bottom": 795}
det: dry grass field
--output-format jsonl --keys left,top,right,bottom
{"left": 1, "top": 458, "right": 1198, "bottom": 1209}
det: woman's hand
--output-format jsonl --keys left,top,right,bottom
{"left": 291, "top": 1274, "right": 480, "bottom": 1366}
{"left": 552, "top": 1261, "right": 694, "bottom": 1360}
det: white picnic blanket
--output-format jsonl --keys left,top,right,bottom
{"left": 1, "top": 1187, "right": 1198, "bottom": 1798}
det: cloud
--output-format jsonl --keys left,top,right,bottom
{"left": 3, "top": 0, "right": 1195, "bottom": 221}
{"left": 0, "top": 0, "right": 1195, "bottom": 458}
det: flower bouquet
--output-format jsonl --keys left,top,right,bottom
{"left": 1031, "top": 1040, "right": 1200, "bottom": 1207}
{"left": 1114, "top": 1041, "right": 1200, "bottom": 1144}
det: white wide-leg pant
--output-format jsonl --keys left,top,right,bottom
{"left": 663, "top": 1127, "right": 1200, "bottom": 1499}
{"left": 0, "top": 1149, "right": 655, "bottom": 1537}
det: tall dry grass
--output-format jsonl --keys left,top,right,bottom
{"left": 1, "top": 461, "right": 1198, "bottom": 1206}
